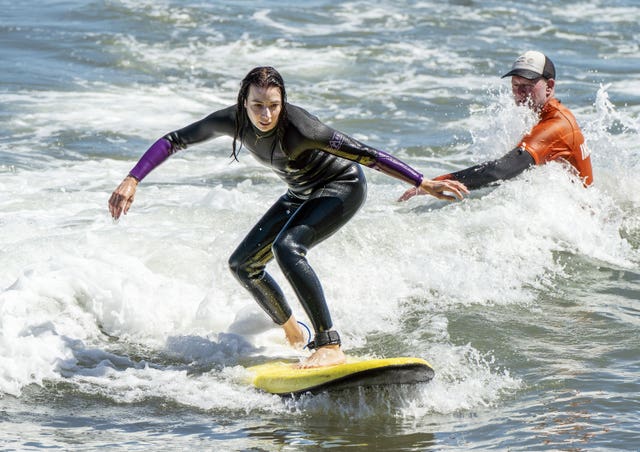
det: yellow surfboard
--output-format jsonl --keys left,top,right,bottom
{"left": 247, "top": 356, "right": 434, "bottom": 396}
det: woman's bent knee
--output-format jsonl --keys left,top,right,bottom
{"left": 272, "top": 228, "right": 310, "bottom": 269}
{"left": 228, "top": 253, "right": 249, "bottom": 281}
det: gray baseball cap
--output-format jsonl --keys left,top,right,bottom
{"left": 502, "top": 51, "right": 556, "bottom": 80}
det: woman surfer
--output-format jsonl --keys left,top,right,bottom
{"left": 108, "top": 66, "right": 468, "bottom": 368}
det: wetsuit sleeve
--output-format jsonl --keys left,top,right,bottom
{"left": 128, "top": 106, "right": 236, "bottom": 181}
{"left": 289, "top": 106, "right": 423, "bottom": 186}
{"left": 163, "top": 106, "right": 237, "bottom": 150}
{"left": 129, "top": 137, "right": 173, "bottom": 181}
{"left": 434, "top": 147, "right": 535, "bottom": 189}
{"left": 326, "top": 131, "right": 424, "bottom": 185}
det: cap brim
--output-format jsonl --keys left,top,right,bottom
{"left": 501, "top": 69, "right": 544, "bottom": 79}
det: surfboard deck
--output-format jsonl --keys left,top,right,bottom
{"left": 247, "top": 356, "right": 434, "bottom": 396}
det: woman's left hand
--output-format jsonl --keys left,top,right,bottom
{"left": 398, "top": 178, "right": 469, "bottom": 202}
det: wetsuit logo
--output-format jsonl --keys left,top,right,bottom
{"left": 329, "top": 131, "right": 345, "bottom": 150}
{"left": 580, "top": 142, "right": 591, "bottom": 160}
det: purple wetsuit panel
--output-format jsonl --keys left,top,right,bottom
{"left": 370, "top": 150, "right": 423, "bottom": 186}
{"left": 128, "top": 138, "right": 173, "bottom": 181}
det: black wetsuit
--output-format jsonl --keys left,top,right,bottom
{"left": 134, "top": 103, "right": 422, "bottom": 336}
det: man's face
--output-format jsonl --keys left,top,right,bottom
{"left": 511, "top": 75, "right": 552, "bottom": 110}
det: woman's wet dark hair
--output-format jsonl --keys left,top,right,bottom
{"left": 233, "top": 66, "right": 288, "bottom": 160}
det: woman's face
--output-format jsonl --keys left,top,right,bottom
{"left": 244, "top": 84, "right": 283, "bottom": 132}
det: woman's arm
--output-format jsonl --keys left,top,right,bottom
{"left": 399, "top": 147, "right": 534, "bottom": 201}
{"left": 108, "top": 106, "right": 237, "bottom": 219}
{"left": 289, "top": 106, "right": 467, "bottom": 199}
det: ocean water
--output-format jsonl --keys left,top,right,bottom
{"left": 1, "top": 0, "right": 639, "bottom": 450}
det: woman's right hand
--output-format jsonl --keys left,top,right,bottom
{"left": 108, "top": 176, "right": 139, "bottom": 220}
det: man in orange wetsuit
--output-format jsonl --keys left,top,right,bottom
{"left": 400, "top": 50, "right": 593, "bottom": 200}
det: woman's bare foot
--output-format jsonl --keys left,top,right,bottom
{"left": 282, "top": 316, "right": 306, "bottom": 350}
{"left": 295, "top": 345, "right": 346, "bottom": 369}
